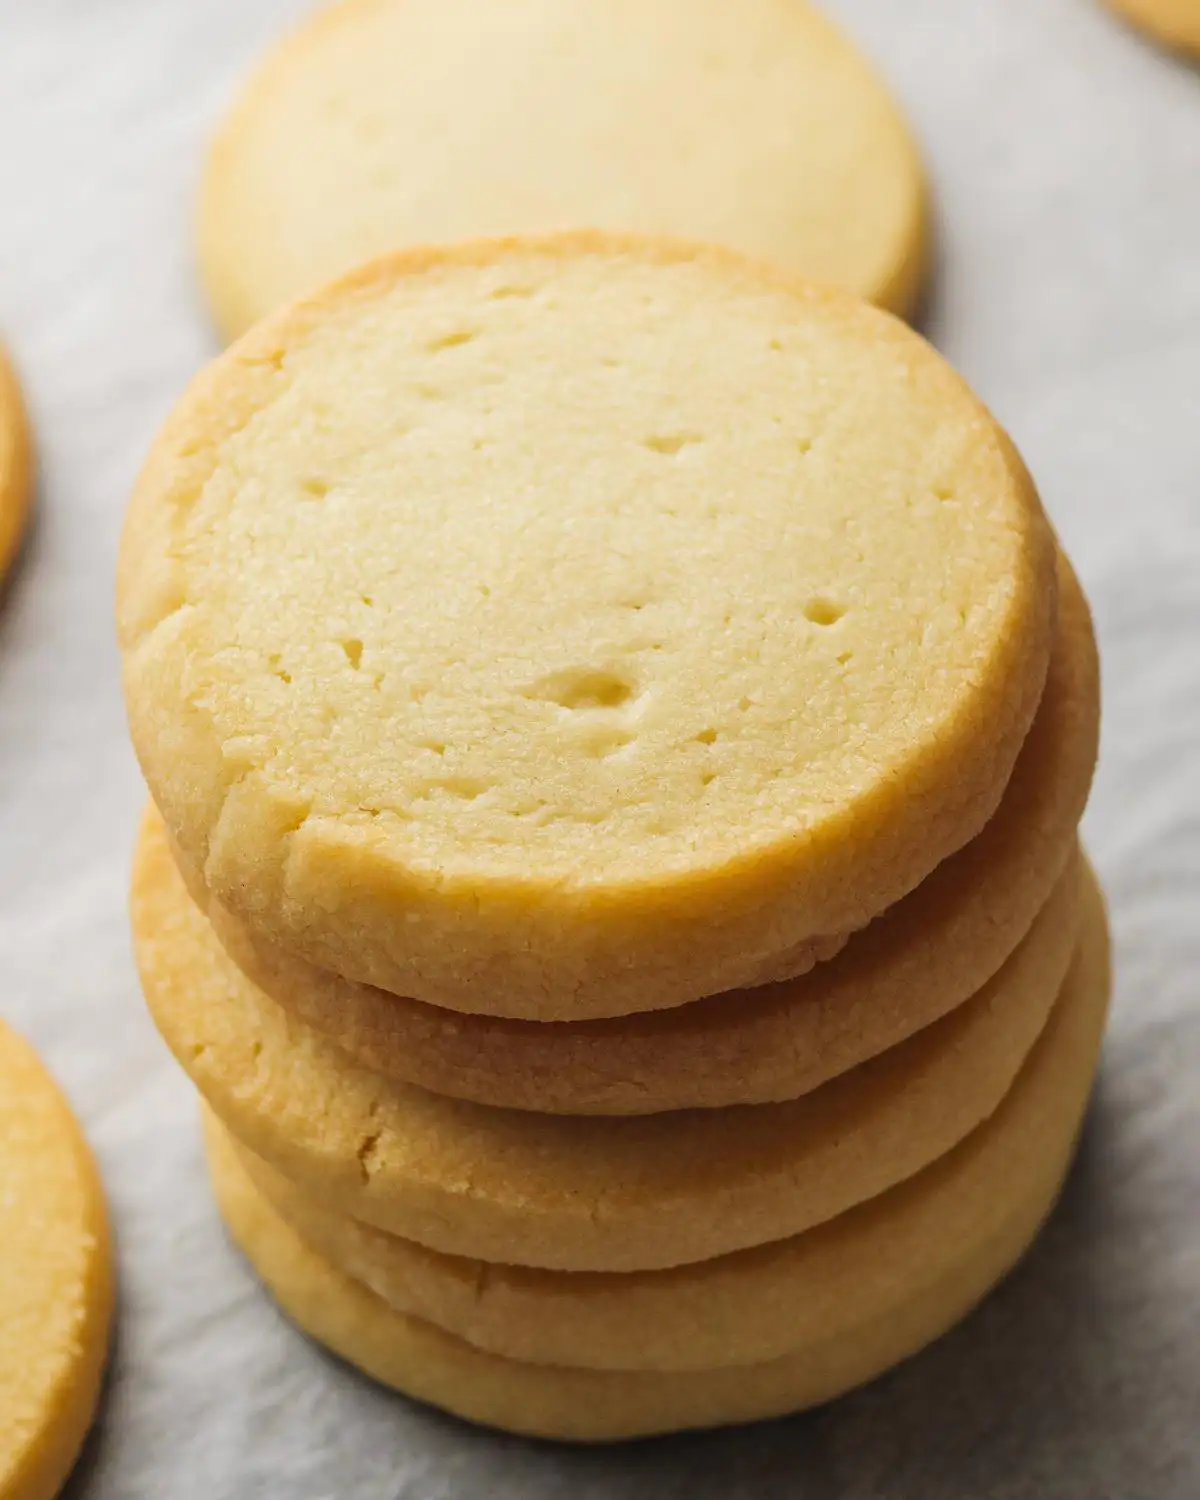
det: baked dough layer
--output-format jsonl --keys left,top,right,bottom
{"left": 205, "top": 885, "right": 1109, "bottom": 1437}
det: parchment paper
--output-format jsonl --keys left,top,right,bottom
{"left": 0, "top": 1, "right": 1197, "bottom": 1494}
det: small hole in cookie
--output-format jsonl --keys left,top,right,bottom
{"left": 438, "top": 777, "right": 487, "bottom": 800}
{"left": 340, "top": 639, "right": 364, "bottom": 668}
{"left": 584, "top": 728, "right": 634, "bottom": 759}
{"left": 525, "top": 668, "right": 636, "bottom": 712}
{"left": 934, "top": 484, "right": 956, "bottom": 502}
{"left": 301, "top": 477, "right": 330, "bottom": 500}
{"left": 694, "top": 728, "right": 718, "bottom": 744}
{"left": 804, "top": 598, "right": 844, "bottom": 627}
{"left": 427, "top": 328, "right": 478, "bottom": 353}
{"left": 700, "top": 772, "right": 717, "bottom": 787}
{"left": 796, "top": 437, "right": 813, "bottom": 456}
{"left": 643, "top": 432, "right": 703, "bottom": 457}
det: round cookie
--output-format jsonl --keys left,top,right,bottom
{"left": 199, "top": 0, "right": 928, "bottom": 341}
{"left": 120, "top": 234, "right": 1057, "bottom": 1022}
{"left": 0, "top": 342, "right": 32, "bottom": 586}
{"left": 1105, "top": 0, "right": 1200, "bottom": 53}
{"left": 0, "top": 1021, "right": 113, "bottom": 1500}
{"left": 189, "top": 553, "right": 1097, "bottom": 1114}
{"left": 210, "top": 863, "right": 1109, "bottom": 1373}
{"left": 207, "top": 891, "right": 1109, "bottom": 1438}
{"left": 132, "top": 807, "right": 1080, "bottom": 1271}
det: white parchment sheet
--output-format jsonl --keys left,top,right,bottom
{"left": 0, "top": 2, "right": 1196, "bottom": 1495}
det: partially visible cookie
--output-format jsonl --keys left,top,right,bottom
{"left": 0, "top": 1021, "right": 113, "bottom": 1500}
{"left": 209, "top": 861, "right": 1109, "bottom": 1373}
{"left": 120, "top": 234, "right": 1056, "bottom": 1021}
{"left": 200, "top": 0, "right": 927, "bottom": 340}
{"left": 133, "top": 802, "right": 1080, "bottom": 1271}
{"left": 0, "top": 342, "right": 32, "bottom": 585}
{"left": 206, "top": 884, "right": 1109, "bottom": 1438}
{"left": 186, "top": 553, "right": 1097, "bottom": 1114}
{"left": 1106, "top": 0, "right": 1200, "bottom": 53}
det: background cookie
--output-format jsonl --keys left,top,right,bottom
{"left": 207, "top": 883, "right": 1108, "bottom": 1439}
{"left": 200, "top": 0, "right": 927, "bottom": 340}
{"left": 188, "top": 554, "right": 1097, "bottom": 1113}
{"left": 0, "top": 342, "right": 32, "bottom": 585}
{"left": 133, "top": 810, "right": 1079, "bottom": 1271}
{"left": 1106, "top": 0, "right": 1200, "bottom": 52}
{"left": 0, "top": 1020, "right": 113, "bottom": 1500}
{"left": 120, "top": 234, "right": 1056, "bottom": 1021}
{"left": 209, "top": 863, "right": 1109, "bottom": 1373}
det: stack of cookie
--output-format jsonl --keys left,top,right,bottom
{"left": 122, "top": 234, "right": 1104, "bottom": 1442}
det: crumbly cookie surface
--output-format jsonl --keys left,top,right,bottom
{"left": 121, "top": 235, "right": 1056, "bottom": 1019}
{"left": 185, "top": 555, "right": 1097, "bottom": 1112}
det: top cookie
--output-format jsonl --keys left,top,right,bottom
{"left": 199, "top": 0, "right": 927, "bottom": 340}
{"left": 119, "top": 234, "right": 1056, "bottom": 1020}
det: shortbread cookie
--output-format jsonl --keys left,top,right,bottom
{"left": 199, "top": 0, "right": 928, "bottom": 341}
{"left": 0, "top": 1021, "right": 114, "bottom": 1500}
{"left": 132, "top": 806, "right": 1079, "bottom": 1271}
{"left": 189, "top": 554, "right": 1097, "bottom": 1113}
{"left": 207, "top": 891, "right": 1108, "bottom": 1437}
{"left": 120, "top": 234, "right": 1056, "bottom": 1021}
{"left": 1106, "top": 0, "right": 1200, "bottom": 53}
{"left": 0, "top": 342, "right": 32, "bottom": 585}
{"left": 209, "top": 863, "right": 1108, "bottom": 1373}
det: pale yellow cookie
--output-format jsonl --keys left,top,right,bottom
{"left": 132, "top": 804, "right": 1080, "bottom": 1271}
{"left": 120, "top": 234, "right": 1056, "bottom": 1022}
{"left": 1106, "top": 0, "right": 1200, "bottom": 53}
{"left": 209, "top": 863, "right": 1108, "bottom": 1373}
{"left": 188, "top": 553, "right": 1097, "bottom": 1114}
{"left": 207, "top": 892, "right": 1109, "bottom": 1438}
{"left": 0, "top": 1021, "right": 114, "bottom": 1500}
{"left": 0, "top": 343, "right": 32, "bottom": 585}
{"left": 199, "top": 0, "right": 928, "bottom": 341}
